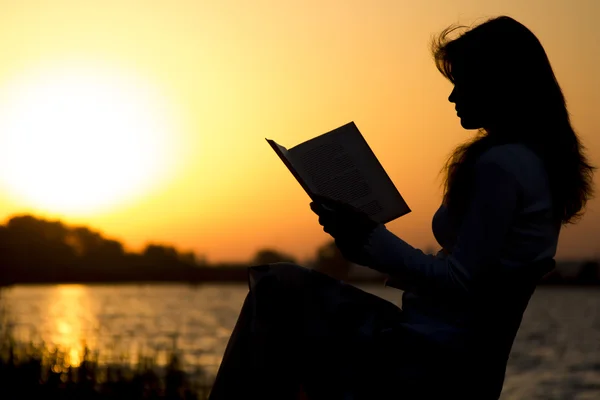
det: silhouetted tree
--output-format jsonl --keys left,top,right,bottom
{"left": 98, "top": 239, "right": 125, "bottom": 258}
{"left": 0, "top": 213, "right": 594, "bottom": 286}
{"left": 67, "top": 227, "right": 107, "bottom": 256}
{"left": 143, "top": 244, "right": 178, "bottom": 261}
{"left": 252, "top": 248, "right": 297, "bottom": 265}
{"left": 3, "top": 215, "right": 76, "bottom": 281}
{"left": 193, "top": 253, "right": 208, "bottom": 266}
{"left": 313, "top": 241, "right": 351, "bottom": 280}
{"left": 178, "top": 251, "right": 197, "bottom": 265}
{"left": 7, "top": 215, "right": 69, "bottom": 242}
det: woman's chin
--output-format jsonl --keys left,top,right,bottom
{"left": 459, "top": 117, "right": 483, "bottom": 130}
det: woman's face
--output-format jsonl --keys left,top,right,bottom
{"left": 448, "top": 80, "right": 487, "bottom": 130}
{"left": 447, "top": 61, "right": 497, "bottom": 130}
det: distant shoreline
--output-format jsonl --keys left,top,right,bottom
{"left": 2, "top": 214, "right": 599, "bottom": 288}
{"left": 2, "top": 276, "right": 599, "bottom": 288}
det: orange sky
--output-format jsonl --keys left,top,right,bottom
{"left": 0, "top": 0, "right": 598, "bottom": 263}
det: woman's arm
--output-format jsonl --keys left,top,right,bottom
{"left": 363, "top": 156, "right": 521, "bottom": 297}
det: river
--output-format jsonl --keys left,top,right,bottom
{"left": 1, "top": 283, "right": 599, "bottom": 399}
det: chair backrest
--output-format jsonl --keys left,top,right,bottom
{"left": 465, "top": 258, "right": 556, "bottom": 397}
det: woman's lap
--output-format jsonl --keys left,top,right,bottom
{"left": 211, "top": 263, "right": 459, "bottom": 399}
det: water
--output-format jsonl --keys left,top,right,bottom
{"left": 1, "top": 283, "right": 600, "bottom": 399}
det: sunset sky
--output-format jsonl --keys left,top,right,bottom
{"left": 0, "top": 0, "right": 598, "bottom": 263}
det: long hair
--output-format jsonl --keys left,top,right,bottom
{"left": 432, "top": 16, "right": 594, "bottom": 224}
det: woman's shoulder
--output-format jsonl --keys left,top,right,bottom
{"left": 477, "top": 143, "right": 548, "bottom": 187}
{"left": 477, "top": 143, "right": 544, "bottom": 173}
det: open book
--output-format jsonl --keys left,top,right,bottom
{"left": 266, "top": 121, "right": 410, "bottom": 224}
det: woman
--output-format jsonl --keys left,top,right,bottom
{"left": 209, "top": 16, "right": 594, "bottom": 399}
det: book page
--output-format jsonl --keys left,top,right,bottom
{"left": 291, "top": 141, "right": 371, "bottom": 202}
{"left": 267, "top": 122, "right": 410, "bottom": 224}
{"left": 266, "top": 139, "right": 318, "bottom": 197}
{"left": 288, "top": 122, "right": 410, "bottom": 224}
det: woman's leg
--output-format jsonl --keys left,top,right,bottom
{"left": 209, "top": 273, "right": 305, "bottom": 399}
{"left": 209, "top": 263, "right": 411, "bottom": 399}
{"left": 208, "top": 294, "right": 257, "bottom": 399}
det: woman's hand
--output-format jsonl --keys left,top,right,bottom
{"left": 309, "top": 195, "right": 378, "bottom": 264}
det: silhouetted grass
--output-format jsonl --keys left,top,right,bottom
{"left": 0, "top": 303, "right": 215, "bottom": 400}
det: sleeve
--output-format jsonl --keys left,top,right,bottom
{"left": 362, "top": 156, "right": 522, "bottom": 297}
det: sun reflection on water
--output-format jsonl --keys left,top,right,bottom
{"left": 46, "top": 284, "right": 94, "bottom": 367}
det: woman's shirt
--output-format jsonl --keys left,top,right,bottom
{"left": 362, "top": 143, "right": 561, "bottom": 343}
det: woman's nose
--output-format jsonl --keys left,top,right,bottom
{"left": 448, "top": 86, "right": 457, "bottom": 103}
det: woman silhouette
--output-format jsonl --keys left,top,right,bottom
{"left": 209, "top": 16, "right": 594, "bottom": 399}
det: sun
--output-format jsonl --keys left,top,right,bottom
{"left": 0, "top": 63, "right": 180, "bottom": 215}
